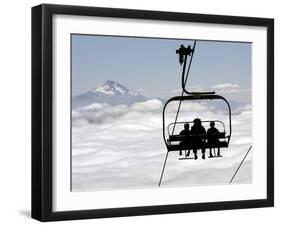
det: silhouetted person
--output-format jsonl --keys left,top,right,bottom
{"left": 179, "top": 123, "right": 190, "bottom": 156}
{"left": 207, "top": 121, "right": 221, "bottom": 157}
{"left": 190, "top": 118, "right": 206, "bottom": 160}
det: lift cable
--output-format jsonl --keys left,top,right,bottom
{"left": 229, "top": 145, "right": 252, "bottom": 183}
{"left": 159, "top": 41, "right": 196, "bottom": 187}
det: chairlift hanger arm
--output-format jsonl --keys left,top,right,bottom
{"left": 177, "top": 42, "right": 215, "bottom": 95}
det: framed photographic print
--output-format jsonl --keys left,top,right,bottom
{"left": 32, "top": 4, "right": 274, "bottom": 221}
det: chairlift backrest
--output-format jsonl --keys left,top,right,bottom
{"left": 167, "top": 120, "right": 226, "bottom": 137}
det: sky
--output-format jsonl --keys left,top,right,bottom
{"left": 72, "top": 34, "right": 252, "bottom": 102}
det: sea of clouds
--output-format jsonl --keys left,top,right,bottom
{"left": 72, "top": 99, "right": 252, "bottom": 191}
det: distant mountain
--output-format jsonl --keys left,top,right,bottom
{"left": 73, "top": 80, "right": 147, "bottom": 108}
{"left": 73, "top": 80, "right": 249, "bottom": 112}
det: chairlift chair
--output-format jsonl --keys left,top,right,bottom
{"left": 163, "top": 95, "right": 232, "bottom": 157}
{"left": 158, "top": 41, "right": 233, "bottom": 186}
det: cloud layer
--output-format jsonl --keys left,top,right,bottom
{"left": 171, "top": 83, "right": 251, "bottom": 103}
{"left": 211, "top": 83, "right": 240, "bottom": 90}
{"left": 72, "top": 99, "right": 252, "bottom": 191}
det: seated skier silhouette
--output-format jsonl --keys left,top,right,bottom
{"left": 190, "top": 118, "right": 206, "bottom": 160}
{"left": 179, "top": 123, "right": 190, "bottom": 157}
{"left": 207, "top": 121, "right": 221, "bottom": 157}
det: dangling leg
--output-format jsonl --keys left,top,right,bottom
{"left": 202, "top": 148, "right": 206, "bottom": 159}
{"left": 209, "top": 147, "right": 214, "bottom": 158}
{"left": 217, "top": 147, "right": 221, "bottom": 157}
{"left": 193, "top": 149, "right": 198, "bottom": 160}
{"left": 179, "top": 141, "right": 183, "bottom": 156}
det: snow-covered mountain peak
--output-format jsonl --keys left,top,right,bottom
{"left": 86, "top": 80, "right": 141, "bottom": 97}
{"left": 73, "top": 80, "right": 147, "bottom": 108}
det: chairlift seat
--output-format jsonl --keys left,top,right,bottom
{"left": 168, "top": 132, "right": 226, "bottom": 142}
{"left": 167, "top": 136, "right": 228, "bottom": 152}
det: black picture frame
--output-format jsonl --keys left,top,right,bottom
{"left": 32, "top": 3, "right": 274, "bottom": 222}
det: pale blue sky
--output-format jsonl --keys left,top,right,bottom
{"left": 72, "top": 34, "right": 251, "bottom": 102}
